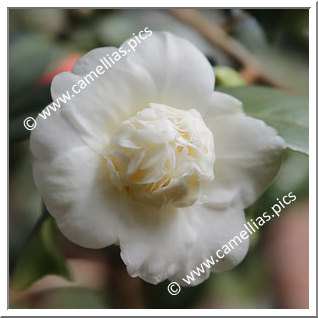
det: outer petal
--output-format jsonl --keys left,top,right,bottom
{"left": 32, "top": 144, "right": 123, "bottom": 249}
{"left": 49, "top": 32, "right": 215, "bottom": 154}
{"left": 50, "top": 56, "right": 155, "bottom": 153}
{"left": 203, "top": 105, "right": 286, "bottom": 209}
{"left": 30, "top": 102, "right": 84, "bottom": 161}
{"left": 119, "top": 203, "right": 248, "bottom": 286}
{"left": 206, "top": 91, "right": 243, "bottom": 116}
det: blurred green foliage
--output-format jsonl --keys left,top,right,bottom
{"left": 12, "top": 216, "right": 71, "bottom": 289}
{"left": 214, "top": 66, "right": 246, "bottom": 86}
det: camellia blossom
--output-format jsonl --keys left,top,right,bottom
{"left": 30, "top": 32, "right": 285, "bottom": 286}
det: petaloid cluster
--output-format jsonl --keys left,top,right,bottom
{"left": 104, "top": 103, "right": 215, "bottom": 209}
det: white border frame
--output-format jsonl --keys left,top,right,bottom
{"left": 3, "top": 1, "right": 316, "bottom": 316}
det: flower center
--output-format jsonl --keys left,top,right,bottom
{"left": 104, "top": 103, "right": 215, "bottom": 209}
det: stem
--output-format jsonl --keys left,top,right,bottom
{"left": 168, "top": 9, "right": 289, "bottom": 90}
{"left": 106, "top": 246, "right": 145, "bottom": 308}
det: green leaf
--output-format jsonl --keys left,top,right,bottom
{"left": 12, "top": 216, "right": 71, "bottom": 289}
{"left": 217, "top": 85, "right": 309, "bottom": 154}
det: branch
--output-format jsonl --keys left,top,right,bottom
{"left": 169, "top": 9, "right": 288, "bottom": 90}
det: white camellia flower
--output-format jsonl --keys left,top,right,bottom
{"left": 30, "top": 32, "right": 285, "bottom": 286}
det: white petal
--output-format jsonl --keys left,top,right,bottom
{"left": 204, "top": 112, "right": 286, "bottom": 209}
{"left": 206, "top": 91, "right": 243, "bottom": 116}
{"left": 119, "top": 203, "right": 248, "bottom": 286}
{"left": 30, "top": 102, "right": 84, "bottom": 161}
{"left": 50, "top": 66, "right": 148, "bottom": 154}
{"left": 33, "top": 145, "right": 123, "bottom": 248}
{"left": 49, "top": 32, "right": 215, "bottom": 154}
{"left": 119, "top": 31, "right": 215, "bottom": 109}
